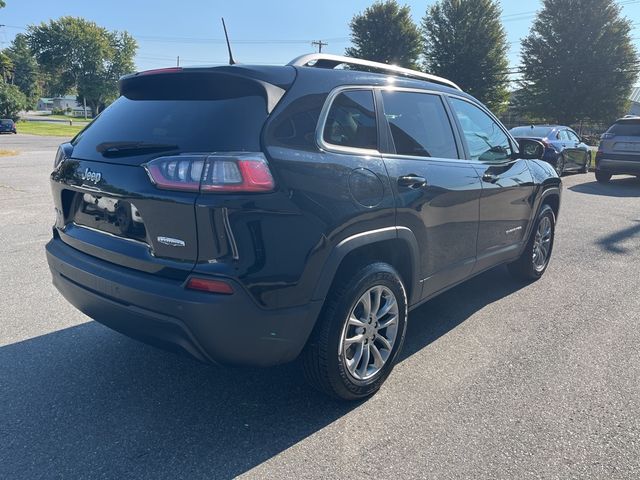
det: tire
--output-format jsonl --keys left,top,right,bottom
{"left": 508, "top": 205, "right": 555, "bottom": 281}
{"left": 302, "top": 262, "right": 408, "bottom": 401}
{"left": 555, "top": 154, "right": 565, "bottom": 177}
{"left": 595, "top": 170, "right": 611, "bottom": 183}
{"left": 581, "top": 152, "right": 591, "bottom": 173}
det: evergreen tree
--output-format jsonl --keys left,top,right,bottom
{"left": 346, "top": 0, "right": 422, "bottom": 69}
{"left": 519, "top": 0, "right": 638, "bottom": 124}
{"left": 422, "top": 0, "right": 510, "bottom": 113}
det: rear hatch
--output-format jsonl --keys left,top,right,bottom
{"left": 51, "top": 66, "right": 293, "bottom": 279}
{"left": 600, "top": 118, "right": 640, "bottom": 159}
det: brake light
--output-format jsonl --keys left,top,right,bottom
{"left": 186, "top": 277, "right": 234, "bottom": 294}
{"left": 144, "top": 153, "right": 275, "bottom": 193}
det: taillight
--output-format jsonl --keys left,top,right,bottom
{"left": 53, "top": 147, "right": 66, "bottom": 169}
{"left": 144, "top": 153, "right": 275, "bottom": 193}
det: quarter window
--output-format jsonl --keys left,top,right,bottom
{"left": 322, "top": 90, "right": 378, "bottom": 150}
{"left": 381, "top": 91, "right": 458, "bottom": 159}
{"left": 450, "top": 97, "right": 512, "bottom": 162}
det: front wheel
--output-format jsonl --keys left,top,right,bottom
{"left": 302, "top": 262, "right": 408, "bottom": 401}
{"left": 508, "top": 205, "right": 555, "bottom": 281}
{"left": 555, "top": 154, "right": 565, "bottom": 177}
{"left": 581, "top": 152, "right": 591, "bottom": 173}
{"left": 595, "top": 170, "right": 611, "bottom": 183}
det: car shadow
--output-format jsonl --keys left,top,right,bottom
{"left": 569, "top": 176, "right": 640, "bottom": 197}
{"left": 596, "top": 220, "right": 640, "bottom": 254}
{"left": 0, "top": 267, "right": 526, "bottom": 479}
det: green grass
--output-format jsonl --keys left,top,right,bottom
{"left": 17, "top": 121, "right": 85, "bottom": 137}
{"left": 38, "top": 114, "right": 91, "bottom": 123}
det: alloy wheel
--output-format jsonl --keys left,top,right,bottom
{"left": 532, "top": 216, "right": 552, "bottom": 272}
{"left": 340, "top": 285, "right": 399, "bottom": 381}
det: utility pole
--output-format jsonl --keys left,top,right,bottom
{"left": 177, "top": 56, "right": 180, "bottom": 67}
{"left": 311, "top": 40, "right": 328, "bottom": 53}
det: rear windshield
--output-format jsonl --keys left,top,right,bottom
{"left": 510, "top": 126, "right": 553, "bottom": 138}
{"left": 71, "top": 95, "right": 268, "bottom": 162}
{"left": 607, "top": 121, "right": 640, "bottom": 137}
{"left": 0, "top": 119, "right": 13, "bottom": 126}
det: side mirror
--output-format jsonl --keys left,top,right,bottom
{"left": 517, "top": 138, "right": 545, "bottom": 160}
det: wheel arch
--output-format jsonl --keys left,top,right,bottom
{"left": 311, "top": 227, "right": 421, "bottom": 307}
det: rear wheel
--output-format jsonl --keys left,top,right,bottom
{"left": 595, "top": 170, "right": 611, "bottom": 183}
{"left": 508, "top": 205, "right": 555, "bottom": 281}
{"left": 302, "top": 262, "right": 407, "bottom": 401}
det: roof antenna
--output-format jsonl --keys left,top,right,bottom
{"left": 221, "top": 18, "right": 236, "bottom": 65}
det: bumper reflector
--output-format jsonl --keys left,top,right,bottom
{"left": 186, "top": 278, "right": 234, "bottom": 295}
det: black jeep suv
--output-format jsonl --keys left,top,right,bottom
{"left": 46, "top": 54, "right": 561, "bottom": 400}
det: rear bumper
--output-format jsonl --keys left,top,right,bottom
{"left": 46, "top": 236, "right": 322, "bottom": 366}
{"left": 596, "top": 155, "right": 640, "bottom": 175}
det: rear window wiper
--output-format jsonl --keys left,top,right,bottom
{"left": 97, "top": 142, "right": 179, "bottom": 157}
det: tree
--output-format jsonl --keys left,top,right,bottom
{"left": 519, "top": 0, "right": 639, "bottom": 124}
{"left": 26, "top": 17, "right": 137, "bottom": 115}
{"left": 346, "top": 0, "right": 422, "bottom": 69}
{"left": 0, "top": 52, "right": 13, "bottom": 83}
{"left": 5, "top": 34, "right": 41, "bottom": 110}
{"left": 0, "top": 82, "right": 26, "bottom": 120}
{"left": 422, "top": 0, "right": 509, "bottom": 113}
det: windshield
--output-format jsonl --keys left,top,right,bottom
{"left": 510, "top": 126, "right": 553, "bottom": 138}
{"left": 0, "top": 120, "right": 13, "bottom": 126}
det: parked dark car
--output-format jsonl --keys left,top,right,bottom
{"left": 46, "top": 54, "right": 561, "bottom": 400}
{"left": 595, "top": 116, "right": 640, "bottom": 183}
{"left": 510, "top": 125, "right": 591, "bottom": 176}
{"left": 0, "top": 119, "right": 17, "bottom": 134}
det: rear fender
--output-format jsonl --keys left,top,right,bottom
{"left": 311, "top": 227, "right": 421, "bottom": 306}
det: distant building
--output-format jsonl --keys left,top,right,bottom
{"left": 36, "top": 97, "right": 54, "bottom": 111}
{"left": 36, "top": 95, "right": 84, "bottom": 112}
{"left": 629, "top": 87, "right": 640, "bottom": 116}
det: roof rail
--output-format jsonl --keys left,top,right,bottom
{"left": 287, "top": 53, "right": 461, "bottom": 91}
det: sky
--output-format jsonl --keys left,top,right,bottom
{"left": 1, "top": 0, "right": 639, "bottom": 76}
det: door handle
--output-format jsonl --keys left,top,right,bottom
{"left": 397, "top": 175, "right": 427, "bottom": 189}
{"left": 482, "top": 172, "right": 500, "bottom": 183}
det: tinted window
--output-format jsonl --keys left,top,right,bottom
{"left": 71, "top": 95, "right": 268, "bottom": 162}
{"left": 323, "top": 90, "right": 377, "bottom": 150}
{"left": 510, "top": 126, "right": 553, "bottom": 138}
{"left": 608, "top": 121, "right": 640, "bottom": 137}
{"left": 450, "top": 98, "right": 511, "bottom": 162}
{"left": 381, "top": 91, "right": 458, "bottom": 159}
{"left": 0, "top": 119, "right": 13, "bottom": 126}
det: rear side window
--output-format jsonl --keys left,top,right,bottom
{"left": 608, "top": 121, "right": 640, "bottom": 137}
{"left": 381, "top": 91, "right": 458, "bottom": 159}
{"left": 322, "top": 90, "right": 378, "bottom": 150}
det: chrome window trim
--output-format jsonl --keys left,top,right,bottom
{"left": 317, "top": 85, "right": 462, "bottom": 158}
{"left": 316, "top": 86, "right": 381, "bottom": 156}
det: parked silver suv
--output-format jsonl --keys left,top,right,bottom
{"left": 595, "top": 116, "right": 640, "bottom": 183}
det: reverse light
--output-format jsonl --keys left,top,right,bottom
{"left": 144, "top": 153, "right": 275, "bottom": 193}
{"left": 186, "top": 277, "right": 234, "bottom": 294}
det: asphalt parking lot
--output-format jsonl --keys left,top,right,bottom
{"left": 1, "top": 134, "right": 639, "bottom": 479}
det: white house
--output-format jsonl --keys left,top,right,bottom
{"left": 629, "top": 87, "right": 640, "bottom": 116}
